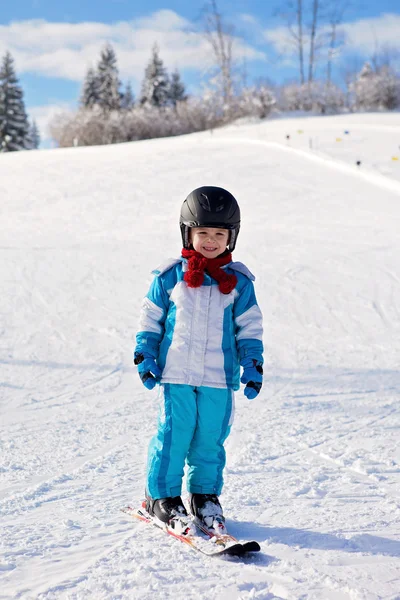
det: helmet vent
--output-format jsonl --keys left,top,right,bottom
{"left": 199, "top": 193, "right": 211, "bottom": 211}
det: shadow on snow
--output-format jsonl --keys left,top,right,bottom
{"left": 229, "top": 520, "right": 400, "bottom": 558}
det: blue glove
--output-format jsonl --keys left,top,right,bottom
{"left": 240, "top": 358, "right": 263, "bottom": 400}
{"left": 134, "top": 351, "right": 162, "bottom": 390}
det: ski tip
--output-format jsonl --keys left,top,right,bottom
{"left": 221, "top": 543, "right": 246, "bottom": 556}
{"left": 222, "top": 541, "right": 261, "bottom": 557}
{"left": 242, "top": 540, "right": 261, "bottom": 553}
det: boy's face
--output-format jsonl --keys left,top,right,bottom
{"left": 189, "top": 227, "right": 230, "bottom": 259}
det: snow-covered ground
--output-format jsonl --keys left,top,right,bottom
{"left": 1, "top": 112, "right": 400, "bottom": 600}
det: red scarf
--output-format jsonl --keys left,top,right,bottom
{"left": 182, "top": 248, "right": 237, "bottom": 294}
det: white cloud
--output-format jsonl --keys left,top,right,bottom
{"left": 339, "top": 13, "right": 400, "bottom": 55}
{"left": 239, "top": 14, "right": 259, "bottom": 26}
{"left": 0, "top": 11, "right": 266, "bottom": 83}
{"left": 133, "top": 9, "right": 188, "bottom": 31}
{"left": 263, "top": 25, "right": 296, "bottom": 57}
{"left": 263, "top": 13, "right": 400, "bottom": 60}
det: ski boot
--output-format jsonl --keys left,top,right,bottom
{"left": 189, "top": 493, "right": 227, "bottom": 534}
{"left": 146, "top": 495, "right": 195, "bottom": 535}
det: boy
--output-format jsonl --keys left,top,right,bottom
{"left": 134, "top": 186, "right": 263, "bottom": 533}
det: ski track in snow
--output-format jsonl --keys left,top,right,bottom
{"left": 1, "top": 113, "right": 400, "bottom": 599}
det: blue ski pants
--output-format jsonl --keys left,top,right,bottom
{"left": 146, "top": 384, "right": 235, "bottom": 499}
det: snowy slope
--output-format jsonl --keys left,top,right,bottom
{"left": 0, "top": 113, "right": 400, "bottom": 600}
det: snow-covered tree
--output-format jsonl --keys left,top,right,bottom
{"left": 279, "top": 81, "right": 344, "bottom": 114}
{"left": 30, "top": 119, "right": 40, "bottom": 149}
{"left": 0, "top": 51, "right": 31, "bottom": 152}
{"left": 140, "top": 44, "right": 170, "bottom": 108}
{"left": 375, "top": 66, "right": 400, "bottom": 110}
{"left": 321, "top": 83, "right": 345, "bottom": 113}
{"left": 169, "top": 69, "right": 187, "bottom": 107}
{"left": 279, "top": 83, "right": 308, "bottom": 111}
{"left": 239, "top": 85, "right": 276, "bottom": 119}
{"left": 96, "top": 44, "right": 121, "bottom": 112}
{"left": 121, "top": 82, "right": 135, "bottom": 110}
{"left": 351, "top": 62, "right": 380, "bottom": 110}
{"left": 350, "top": 62, "right": 400, "bottom": 111}
{"left": 80, "top": 67, "right": 101, "bottom": 109}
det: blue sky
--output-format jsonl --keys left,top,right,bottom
{"left": 1, "top": 1, "right": 399, "bottom": 142}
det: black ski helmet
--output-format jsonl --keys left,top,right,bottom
{"left": 180, "top": 186, "right": 241, "bottom": 251}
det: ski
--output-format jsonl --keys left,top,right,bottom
{"left": 192, "top": 516, "right": 261, "bottom": 554}
{"left": 121, "top": 504, "right": 250, "bottom": 557}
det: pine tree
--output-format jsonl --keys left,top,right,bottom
{"left": 169, "top": 69, "right": 187, "bottom": 107}
{"left": 30, "top": 119, "right": 40, "bottom": 149}
{"left": 140, "top": 44, "right": 170, "bottom": 108}
{"left": 121, "top": 82, "right": 135, "bottom": 110}
{"left": 0, "top": 52, "right": 31, "bottom": 152}
{"left": 96, "top": 44, "right": 121, "bottom": 112}
{"left": 80, "top": 67, "right": 100, "bottom": 109}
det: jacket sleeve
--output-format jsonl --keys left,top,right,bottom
{"left": 135, "top": 274, "right": 169, "bottom": 359}
{"left": 233, "top": 278, "right": 264, "bottom": 365}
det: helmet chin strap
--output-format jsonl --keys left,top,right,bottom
{"left": 227, "top": 230, "right": 235, "bottom": 252}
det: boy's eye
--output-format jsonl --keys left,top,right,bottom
{"left": 197, "top": 231, "right": 226, "bottom": 236}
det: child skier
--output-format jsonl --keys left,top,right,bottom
{"left": 134, "top": 186, "right": 263, "bottom": 532}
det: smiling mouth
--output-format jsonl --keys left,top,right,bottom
{"left": 203, "top": 246, "right": 217, "bottom": 251}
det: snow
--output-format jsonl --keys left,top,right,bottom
{"left": 1, "top": 112, "right": 400, "bottom": 599}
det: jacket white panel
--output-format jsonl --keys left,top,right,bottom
{"left": 138, "top": 297, "right": 164, "bottom": 335}
{"left": 161, "top": 281, "right": 228, "bottom": 388}
{"left": 235, "top": 304, "right": 264, "bottom": 341}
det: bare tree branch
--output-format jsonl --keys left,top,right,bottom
{"left": 326, "top": 1, "right": 349, "bottom": 85}
{"left": 308, "top": 0, "right": 319, "bottom": 84}
{"left": 202, "top": 0, "right": 235, "bottom": 106}
{"left": 297, "top": 0, "right": 305, "bottom": 84}
{"left": 276, "top": 0, "right": 305, "bottom": 84}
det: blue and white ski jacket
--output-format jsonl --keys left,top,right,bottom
{"left": 135, "top": 258, "right": 263, "bottom": 391}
